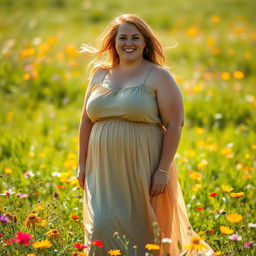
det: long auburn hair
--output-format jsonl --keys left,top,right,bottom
{"left": 79, "top": 14, "right": 167, "bottom": 78}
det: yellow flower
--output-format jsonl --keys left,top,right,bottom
{"left": 210, "top": 15, "right": 220, "bottom": 23}
{"left": 192, "top": 184, "right": 202, "bottom": 192}
{"left": 219, "top": 225, "right": 234, "bottom": 235}
{"left": 32, "top": 239, "right": 52, "bottom": 249}
{"left": 21, "top": 48, "right": 36, "bottom": 57}
{"left": 233, "top": 71, "right": 244, "bottom": 79}
{"left": 45, "top": 229, "right": 60, "bottom": 239}
{"left": 227, "top": 213, "right": 243, "bottom": 223}
{"left": 71, "top": 252, "right": 88, "bottom": 256}
{"left": 188, "top": 171, "right": 202, "bottom": 181}
{"left": 185, "top": 236, "right": 207, "bottom": 251}
{"left": 215, "top": 251, "right": 222, "bottom": 256}
{"left": 221, "top": 72, "right": 231, "bottom": 81}
{"left": 186, "top": 26, "right": 199, "bottom": 37}
{"left": 145, "top": 243, "right": 160, "bottom": 250}
{"left": 27, "top": 254, "right": 36, "bottom": 256}
{"left": 230, "top": 192, "right": 244, "bottom": 198}
{"left": 4, "top": 168, "right": 13, "bottom": 174}
{"left": 24, "top": 213, "right": 42, "bottom": 227}
{"left": 108, "top": 249, "right": 121, "bottom": 255}
{"left": 221, "top": 185, "right": 234, "bottom": 193}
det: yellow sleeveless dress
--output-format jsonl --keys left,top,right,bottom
{"left": 83, "top": 66, "right": 214, "bottom": 256}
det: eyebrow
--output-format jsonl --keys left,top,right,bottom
{"left": 118, "top": 34, "right": 141, "bottom": 36}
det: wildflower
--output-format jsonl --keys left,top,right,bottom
{"left": 221, "top": 72, "right": 231, "bottom": 80}
{"left": 185, "top": 236, "right": 207, "bottom": 251}
{"left": 221, "top": 185, "right": 233, "bottom": 193}
{"left": 92, "top": 240, "right": 104, "bottom": 247}
{"left": 214, "top": 251, "right": 222, "bottom": 255}
{"left": 228, "top": 233, "right": 242, "bottom": 241}
{"left": 220, "top": 226, "right": 234, "bottom": 235}
{"left": 209, "top": 192, "right": 217, "bottom": 197}
{"left": 244, "top": 241, "right": 253, "bottom": 248}
{"left": 4, "top": 168, "right": 13, "bottom": 174}
{"left": 12, "top": 232, "right": 32, "bottom": 245}
{"left": 3, "top": 212, "right": 17, "bottom": 223}
{"left": 162, "top": 238, "right": 172, "bottom": 254}
{"left": 248, "top": 223, "right": 256, "bottom": 228}
{"left": 196, "top": 207, "right": 204, "bottom": 211}
{"left": 108, "top": 249, "right": 121, "bottom": 255}
{"left": 233, "top": 71, "right": 244, "bottom": 79}
{"left": 145, "top": 243, "right": 160, "bottom": 250}
{"left": 0, "top": 214, "right": 9, "bottom": 223}
{"left": 32, "top": 239, "right": 52, "bottom": 249}
{"left": 24, "top": 213, "right": 42, "bottom": 227}
{"left": 74, "top": 243, "right": 87, "bottom": 250}
{"left": 45, "top": 229, "right": 60, "bottom": 239}
{"left": 227, "top": 213, "right": 243, "bottom": 223}
{"left": 71, "top": 215, "right": 79, "bottom": 220}
{"left": 71, "top": 252, "right": 88, "bottom": 256}
{"left": 230, "top": 192, "right": 244, "bottom": 198}
{"left": 26, "top": 254, "right": 36, "bottom": 256}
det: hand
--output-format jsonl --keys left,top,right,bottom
{"left": 150, "top": 170, "right": 169, "bottom": 197}
{"left": 77, "top": 168, "right": 86, "bottom": 190}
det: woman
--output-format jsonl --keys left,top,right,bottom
{"left": 77, "top": 14, "right": 214, "bottom": 256}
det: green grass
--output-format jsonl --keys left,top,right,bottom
{"left": 0, "top": 0, "right": 256, "bottom": 255}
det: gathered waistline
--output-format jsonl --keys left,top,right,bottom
{"left": 94, "top": 117, "right": 163, "bottom": 128}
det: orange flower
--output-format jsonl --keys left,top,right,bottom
{"left": 230, "top": 192, "right": 244, "bottom": 198}
{"left": 24, "top": 213, "right": 42, "bottom": 227}
{"left": 219, "top": 226, "right": 234, "bottom": 235}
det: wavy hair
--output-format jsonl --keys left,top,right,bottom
{"left": 79, "top": 14, "right": 170, "bottom": 77}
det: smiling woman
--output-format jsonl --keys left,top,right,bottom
{"left": 77, "top": 14, "right": 215, "bottom": 256}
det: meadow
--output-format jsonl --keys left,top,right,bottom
{"left": 0, "top": 0, "right": 256, "bottom": 255}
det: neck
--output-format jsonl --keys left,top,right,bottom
{"left": 118, "top": 58, "right": 146, "bottom": 72}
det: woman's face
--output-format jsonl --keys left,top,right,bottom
{"left": 115, "top": 22, "right": 146, "bottom": 62}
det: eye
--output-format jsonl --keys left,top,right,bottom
{"left": 133, "top": 37, "right": 140, "bottom": 40}
{"left": 119, "top": 37, "right": 126, "bottom": 40}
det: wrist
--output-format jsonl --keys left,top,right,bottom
{"left": 157, "top": 168, "right": 169, "bottom": 174}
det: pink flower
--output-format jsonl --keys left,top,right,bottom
{"left": 12, "top": 232, "right": 32, "bottom": 245}
{"left": 244, "top": 241, "right": 252, "bottom": 248}
{"left": 228, "top": 233, "right": 242, "bottom": 241}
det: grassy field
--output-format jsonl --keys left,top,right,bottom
{"left": 0, "top": 0, "right": 256, "bottom": 255}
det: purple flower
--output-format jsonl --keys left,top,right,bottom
{"left": 0, "top": 214, "right": 9, "bottom": 223}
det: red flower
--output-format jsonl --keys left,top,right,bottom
{"left": 196, "top": 207, "right": 204, "bottom": 211}
{"left": 74, "top": 242, "right": 87, "bottom": 250}
{"left": 92, "top": 240, "right": 104, "bottom": 247}
{"left": 209, "top": 229, "right": 215, "bottom": 234}
{"left": 0, "top": 233, "right": 3, "bottom": 237}
{"left": 57, "top": 185, "right": 65, "bottom": 189}
{"left": 71, "top": 215, "right": 79, "bottom": 220}
{"left": 66, "top": 180, "right": 71, "bottom": 185}
{"left": 209, "top": 192, "right": 218, "bottom": 197}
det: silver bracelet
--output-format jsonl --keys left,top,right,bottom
{"left": 157, "top": 168, "right": 169, "bottom": 173}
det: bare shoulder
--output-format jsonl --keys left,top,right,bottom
{"left": 149, "top": 64, "right": 180, "bottom": 93}
{"left": 87, "top": 67, "right": 108, "bottom": 90}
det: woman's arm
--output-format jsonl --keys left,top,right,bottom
{"left": 77, "top": 68, "right": 104, "bottom": 189}
{"left": 150, "top": 67, "right": 184, "bottom": 197}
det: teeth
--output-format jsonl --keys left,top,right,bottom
{"left": 123, "top": 49, "right": 135, "bottom": 52}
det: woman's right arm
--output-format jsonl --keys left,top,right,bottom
{"left": 77, "top": 68, "right": 103, "bottom": 189}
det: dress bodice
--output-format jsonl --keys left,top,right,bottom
{"left": 86, "top": 66, "right": 164, "bottom": 126}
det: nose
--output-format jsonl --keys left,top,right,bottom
{"left": 125, "top": 38, "right": 133, "bottom": 45}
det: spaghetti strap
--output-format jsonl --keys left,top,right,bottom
{"left": 143, "top": 65, "right": 154, "bottom": 85}
{"left": 101, "top": 69, "right": 109, "bottom": 84}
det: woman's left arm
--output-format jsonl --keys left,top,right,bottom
{"left": 150, "top": 67, "right": 184, "bottom": 197}
{"left": 157, "top": 68, "right": 184, "bottom": 170}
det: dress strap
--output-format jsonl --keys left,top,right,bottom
{"left": 101, "top": 69, "right": 109, "bottom": 84}
{"left": 143, "top": 65, "right": 154, "bottom": 85}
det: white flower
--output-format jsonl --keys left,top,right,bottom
{"left": 162, "top": 237, "right": 172, "bottom": 243}
{"left": 228, "top": 233, "right": 242, "bottom": 241}
{"left": 248, "top": 223, "right": 256, "bottom": 228}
